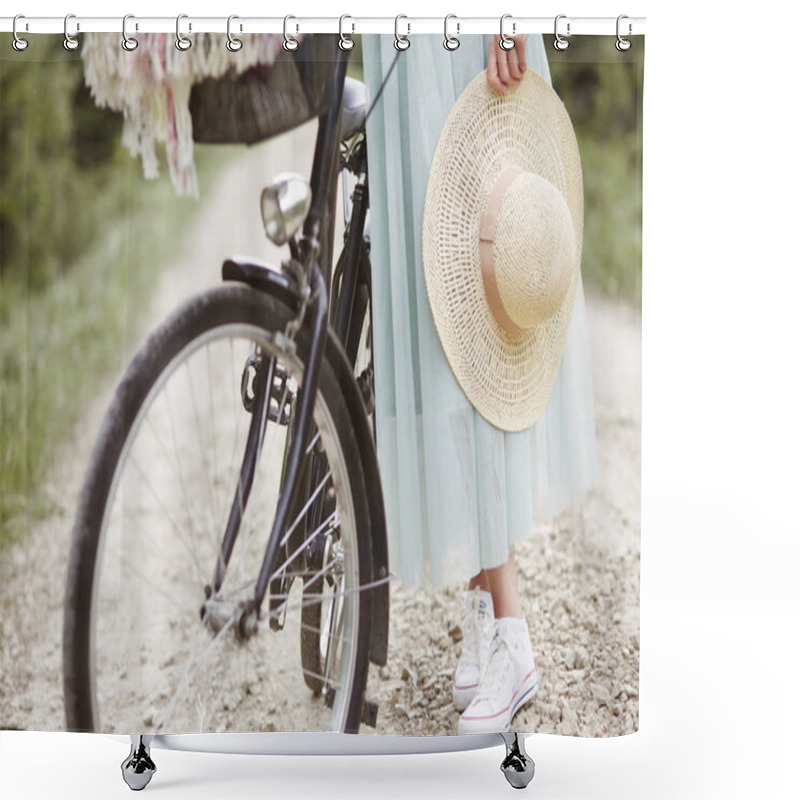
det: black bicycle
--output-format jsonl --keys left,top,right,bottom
{"left": 63, "top": 36, "right": 390, "bottom": 736}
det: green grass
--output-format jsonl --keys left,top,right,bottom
{"left": 578, "top": 131, "right": 643, "bottom": 306}
{"left": 0, "top": 149, "right": 232, "bottom": 547}
{"left": 549, "top": 36, "right": 644, "bottom": 307}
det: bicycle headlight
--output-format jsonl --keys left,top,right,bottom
{"left": 260, "top": 173, "right": 312, "bottom": 246}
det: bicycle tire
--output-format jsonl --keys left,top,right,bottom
{"left": 63, "top": 284, "right": 373, "bottom": 734}
{"left": 300, "top": 265, "right": 373, "bottom": 695}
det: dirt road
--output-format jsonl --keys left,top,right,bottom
{"left": 0, "top": 139, "right": 640, "bottom": 738}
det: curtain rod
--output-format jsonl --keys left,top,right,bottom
{"left": 0, "top": 16, "right": 646, "bottom": 37}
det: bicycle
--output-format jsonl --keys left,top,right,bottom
{"left": 62, "top": 36, "right": 390, "bottom": 737}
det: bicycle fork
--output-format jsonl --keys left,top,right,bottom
{"left": 200, "top": 262, "right": 330, "bottom": 640}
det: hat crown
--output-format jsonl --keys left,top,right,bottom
{"left": 490, "top": 172, "right": 575, "bottom": 330}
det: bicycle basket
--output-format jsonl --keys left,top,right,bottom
{"left": 190, "top": 35, "right": 341, "bottom": 145}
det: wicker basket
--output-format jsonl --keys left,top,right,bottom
{"left": 189, "top": 35, "right": 341, "bottom": 145}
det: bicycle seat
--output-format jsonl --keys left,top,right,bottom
{"left": 342, "top": 77, "right": 368, "bottom": 140}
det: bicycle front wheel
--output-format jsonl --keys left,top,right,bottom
{"left": 64, "top": 284, "right": 373, "bottom": 734}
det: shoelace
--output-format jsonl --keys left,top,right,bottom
{"left": 474, "top": 632, "right": 515, "bottom": 702}
{"left": 473, "top": 593, "right": 495, "bottom": 668}
{"left": 470, "top": 592, "right": 482, "bottom": 663}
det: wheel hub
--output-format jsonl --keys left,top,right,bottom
{"left": 200, "top": 595, "right": 260, "bottom": 641}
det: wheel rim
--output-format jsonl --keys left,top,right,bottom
{"left": 87, "top": 323, "right": 360, "bottom": 733}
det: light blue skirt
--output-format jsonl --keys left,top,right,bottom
{"left": 362, "top": 35, "right": 597, "bottom": 588}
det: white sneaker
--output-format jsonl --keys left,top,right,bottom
{"left": 457, "top": 617, "right": 538, "bottom": 735}
{"left": 452, "top": 589, "right": 495, "bottom": 711}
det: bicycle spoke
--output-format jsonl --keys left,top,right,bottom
{"left": 98, "top": 553, "right": 199, "bottom": 617}
{"left": 273, "top": 573, "right": 391, "bottom": 606}
{"left": 155, "top": 614, "right": 236, "bottom": 733}
{"left": 182, "top": 355, "right": 223, "bottom": 538}
{"left": 272, "top": 509, "right": 338, "bottom": 581}
{"left": 126, "top": 454, "right": 207, "bottom": 581}
{"left": 141, "top": 403, "right": 211, "bottom": 553}
{"left": 305, "top": 429, "right": 321, "bottom": 454}
{"left": 204, "top": 342, "right": 222, "bottom": 532}
{"left": 279, "top": 468, "right": 333, "bottom": 548}
{"left": 163, "top": 381, "right": 217, "bottom": 539}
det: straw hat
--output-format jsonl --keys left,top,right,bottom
{"left": 422, "top": 69, "right": 583, "bottom": 432}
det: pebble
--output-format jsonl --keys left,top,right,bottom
{"left": 447, "top": 623, "right": 463, "bottom": 643}
{"left": 559, "top": 707, "right": 579, "bottom": 736}
{"left": 401, "top": 666, "right": 418, "bottom": 686}
{"left": 557, "top": 718, "right": 577, "bottom": 736}
{"left": 590, "top": 683, "right": 611, "bottom": 706}
{"left": 574, "top": 647, "right": 590, "bottom": 670}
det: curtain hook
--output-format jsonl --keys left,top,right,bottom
{"left": 122, "top": 14, "right": 139, "bottom": 52}
{"left": 283, "top": 15, "right": 299, "bottom": 51}
{"left": 554, "top": 14, "right": 570, "bottom": 51}
{"left": 444, "top": 14, "right": 460, "bottom": 51}
{"left": 63, "top": 13, "right": 79, "bottom": 51}
{"left": 394, "top": 15, "right": 410, "bottom": 51}
{"left": 339, "top": 15, "right": 355, "bottom": 51}
{"left": 12, "top": 14, "right": 28, "bottom": 51}
{"left": 227, "top": 15, "right": 243, "bottom": 52}
{"left": 616, "top": 14, "right": 632, "bottom": 51}
{"left": 175, "top": 14, "right": 192, "bottom": 51}
{"left": 499, "top": 14, "right": 515, "bottom": 51}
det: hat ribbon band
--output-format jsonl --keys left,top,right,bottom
{"left": 479, "top": 166, "right": 524, "bottom": 337}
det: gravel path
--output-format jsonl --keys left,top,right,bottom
{"left": 0, "top": 141, "right": 640, "bottom": 739}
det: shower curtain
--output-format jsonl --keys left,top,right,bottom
{"left": 0, "top": 29, "right": 643, "bottom": 740}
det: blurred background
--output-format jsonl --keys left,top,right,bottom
{"left": 550, "top": 35, "right": 643, "bottom": 306}
{"left": 1, "top": 37, "right": 226, "bottom": 543}
{"left": 0, "top": 33, "right": 642, "bottom": 550}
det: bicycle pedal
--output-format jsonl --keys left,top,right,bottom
{"left": 267, "top": 366, "right": 294, "bottom": 424}
{"left": 356, "top": 370, "right": 375, "bottom": 415}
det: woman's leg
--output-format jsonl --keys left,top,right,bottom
{"left": 485, "top": 551, "right": 524, "bottom": 619}
{"left": 458, "top": 550, "right": 537, "bottom": 733}
{"left": 468, "top": 570, "right": 491, "bottom": 592}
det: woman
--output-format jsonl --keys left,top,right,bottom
{"left": 363, "top": 33, "right": 597, "bottom": 734}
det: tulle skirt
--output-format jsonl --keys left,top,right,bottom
{"left": 362, "top": 35, "right": 597, "bottom": 588}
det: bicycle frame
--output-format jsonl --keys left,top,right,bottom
{"left": 206, "top": 46, "right": 380, "bottom": 641}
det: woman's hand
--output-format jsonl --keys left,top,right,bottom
{"left": 487, "top": 34, "right": 528, "bottom": 95}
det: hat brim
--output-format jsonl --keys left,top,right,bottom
{"left": 422, "top": 69, "right": 583, "bottom": 432}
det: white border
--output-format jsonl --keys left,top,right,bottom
{"left": 3, "top": 1, "right": 800, "bottom": 799}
